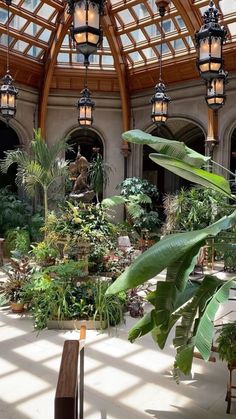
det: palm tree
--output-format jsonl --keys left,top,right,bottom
{"left": 89, "top": 152, "right": 112, "bottom": 203}
{"left": 0, "top": 129, "right": 69, "bottom": 219}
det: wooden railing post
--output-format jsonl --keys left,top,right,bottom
{"left": 55, "top": 325, "right": 86, "bottom": 419}
{"left": 79, "top": 323, "right": 86, "bottom": 419}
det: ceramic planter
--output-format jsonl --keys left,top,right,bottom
{"left": 10, "top": 301, "right": 24, "bottom": 313}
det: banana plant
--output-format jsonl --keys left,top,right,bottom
{"left": 106, "top": 129, "right": 236, "bottom": 377}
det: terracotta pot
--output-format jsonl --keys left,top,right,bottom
{"left": 10, "top": 301, "right": 24, "bottom": 313}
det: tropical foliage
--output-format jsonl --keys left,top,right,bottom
{"left": 106, "top": 129, "right": 236, "bottom": 378}
{"left": 0, "top": 129, "right": 69, "bottom": 219}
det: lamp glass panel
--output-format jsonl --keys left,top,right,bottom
{"left": 74, "top": 3, "right": 86, "bottom": 27}
{"left": 88, "top": 3, "right": 99, "bottom": 29}
{"left": 162, "top": 102, "right": 167, "bottom": 114}
{"left": 199, "top": 39, "right": 209, "bottom": 60}
{"left": 211, "top": 37, "right": 221, "bottom": 58}
{"left": 85, "top": 106, "right": 92, "bottom": 118}
{"left": 210, "top": 62, "right": 221, "bottom": 72}
{"left": 215, "top": 78, "right": 224, "bottom": 95}
{"left": 74, "top": 33, "right": 87, "bottom": 43}
{"left": 1, "top": 93, "right": 8, "bottom": 107}
{"left": 88, "top": 33, "right": 99, "bottom": 44}
{"left": 8, "top": 93, "right": 15, "bottom": 107}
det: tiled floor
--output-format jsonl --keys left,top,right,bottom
{"left": 0, "top": 297, "right": 236, "bottom": 419}
{"left": 0, "top": 263, "right": 236, "bottom": 418}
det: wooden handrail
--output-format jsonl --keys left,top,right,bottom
{"left": 55, "top": 325, "right": 86, "bottom": 419}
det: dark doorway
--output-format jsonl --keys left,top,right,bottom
{"left": 0, "top": 121, "right": 20, "bottom": 191}
{"left": 143, "top": 120, "right": 205, "bottom": 198}
{"left": 66, "top": 128, "right": 103, "bottom": 162}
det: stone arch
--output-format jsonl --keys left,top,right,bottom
{"left": 0, "top": 117, "right": 31, "bottom": 148}
{"left": 64, "top": 126, "right": 105, "bottom": 163}
{"left": 142, "top": 117, "right": 206, "bottom": 199}
{"left": 218, "top": 118, "right": 236, "bottom": 174}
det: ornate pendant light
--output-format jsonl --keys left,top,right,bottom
{"left": 205, "top": 70, "right": 228, "bottom": 110}
{"left": 0, "top": 0, "right": 18, "bottom": 123}
{"left": 151, "top": 1, "right": 171, "bottom": 125}
{"left": 77, "top": 64, "right": 95, "bottom": 126}
{"left": 195, "top": 0, "right": 227, "bottom": 81}
{"left": 67, "top": 0, "right": 105, "bottom": 65}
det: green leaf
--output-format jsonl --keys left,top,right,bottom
{"left": 195, "top": 278, "right": 235, "bottom": 360}
{"left": 102, "top": 196, "right": 126, "bottom": 207}
{"left": 122, "top": 129, "right": 210, "bottom": 167}
{"left": 173, "top": 275, "right": 221, "bottom": 374}
{"left": 106, "top": 209, "right": 236, "bottom": 295}
{"left": 150, "top": 154, "right": 232, "bottom": 198}
{"left": 128, "top": 310, "right": 155, "bottom": 343}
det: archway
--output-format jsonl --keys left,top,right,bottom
{"left": 66, "top": 128, "right": 104, "bottom": 162}
{"left": 0, "top": 121, "right": 20, "bottom": 191}
{"left": 143, "top": 119, "right": 205, "bottom": 201}
{"left": 230, "top": 127, "right": 236, "bottom": 179}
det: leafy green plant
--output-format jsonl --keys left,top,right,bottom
{"left": 162, "top": 187, "right": 230, "bottom": 234}
{"left": 0, "top": 187, "right": 30, "bottom": 236}
{"left": 117, "top": 177, "right": 158, "bottom": 201}
{"left": 89, "top": 152, "right": 112, "bottom": 203}
{"left": 0, "top": 253, "right": 33, "bottom": 303}
{"left": 0, "top": 129, "right": 69, "bottom": 219}
{"left": 106, "top": 128, "right": 236, "bottom": 378}
{"left": 5, "top": 228, "right": 31, "bottom": 256}
{"left": 31, "top": 240, "right": 59, "bottom": 266}
{"left": 216, "top": 323, "right": 236, "bottom": 364}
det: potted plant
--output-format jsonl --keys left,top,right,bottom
{"left": 0, "top": 253, "right": 33, "bottom": 312}
{"left": 216, "top": 323, "right": 236, "bottom": 365}
{"left": 31, "top": 240, "right": 59, "bottom": 267}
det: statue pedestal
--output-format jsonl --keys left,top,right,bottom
{"left": 70, "top": 190, "right": 95, "bottom": 203}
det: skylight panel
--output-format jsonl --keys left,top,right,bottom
{"left": 24, "top": 22, "right": 42, "bottom": 36}
{"left": 132, "top": 4, "right": 150, "bottom": 19}
{"left": 21, "top": 0, "right": 41, "bottom": 13}
{"left": 130, "top": 29, "right": 146, "bottom": 43}
{"left": 220, "top": 0, "right": 236, "bottom": 14}
{"left": 145, "top": 24, "right": 160, "bottom": 38}
{"left": 57, "top": 52, "right": 69, "bottom": 63}
{"left": 38, "top": 29, "right": 52, "bottom": 43}
{"left": 27, "top": 45, "right": 43, "bottom": 57}
{"left": 0, "top": 8, "right": 8, "bottom": 24}
{"left": 13, "top": 39, "right": 29, "bottom": 53}
{"left": 10, "top": 15, "right": 27, "bottom": 30}
{"left": 118, "top": 10, "right": 134, "bottom": 25}
{"left": 37, "top": 4, "right": 55, "bottom": 20}
{"left": 120, "top": 33, "right": 132, "bottom": 47}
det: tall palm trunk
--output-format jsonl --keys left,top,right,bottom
{"left": 43, "top": 186, "right": 48, "bottom": 220}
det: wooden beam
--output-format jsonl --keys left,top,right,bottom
{"left": 173, "top": 0, "right": 202, "bottom": 36}
{"left": 207, "top": 108, "right": 218, "bottom": 144}
{"left": 102, "top": 10, "right": 130, "bottom": 132}
{"left": 38, "top": 8, "right": 72, "bottom": 138}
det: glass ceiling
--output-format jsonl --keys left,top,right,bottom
{"left": 0, "top": 0, "right": 235, "bottom": 71}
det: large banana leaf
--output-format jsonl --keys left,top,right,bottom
{"left": 150, "top": 154, "right": 232, "bottom": 199}
{"left": 173, "top": 275, "right": 226, "bottom": 374}
{"left": 194, "top": 278, "right": 235, "bottom": 360}
{"left": 106, "top": 210, "right": 236, "bottom": 295}
{"left": 122, "top": 129, "right": 210, "bottom": 167}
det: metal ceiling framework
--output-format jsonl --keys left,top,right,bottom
{"left": 0, "top": 0, "right": 236, "bottom": 134}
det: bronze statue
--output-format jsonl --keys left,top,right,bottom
{"left": 69, "top": 147, "right": 94, "bottom": 201}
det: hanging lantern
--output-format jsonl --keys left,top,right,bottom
{"left": 151, "top": 82, "right": 170, "bottom": 124}
{"left": 67, "top": 0, "right": 104, "bottom": 64}
{"left": 77, "top": 87, "right": 95, "bottom": 126}
{"left": 195, "top": 1, "right": 227, "bottom": 81}
{"left": 0, "top": 72, "right": 18, "bottom": 122}
{"left": 205, "top": 70, "right": 227, "bottom": 110}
